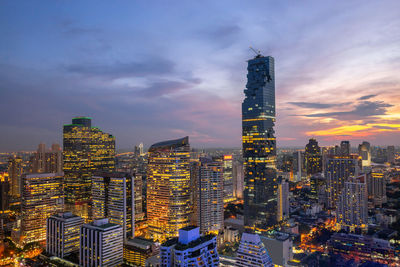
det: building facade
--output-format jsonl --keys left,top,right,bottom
{"left": 80, "top": 218, "right": 123, "bottom": 267}
{"left": 235, "top": 232, "right": 273, "bottom": 267}
{"left": 358, "top": 141, "right": 371, "bottom": 168}
{"left": 8, "top": 156, "right": 23, "bottom": 197}
{"left": 368, "top": 170, "right": 387, "bottom": 207}
{"left": 242, "top": 54, "right": 277, "bottom": 230}
{"left": 123, "top": 237, "right": 159, "bottom": 267}
{"left": 305, "top": 138, "right": 322, "bottom": 176}
{"left": 46, "top": 212, "right": 84, "bottom": 258}
{"left": 147, "top": 137, "right": 191, "bottom": 242}
{"left": 222, "top": 155, "right": 235, "bottom": 203}
{"left": 277, "top": 178, "right": 289, "bottom": 222}
{"left": 63, "top": 117, "right": 115, "bottom": 220}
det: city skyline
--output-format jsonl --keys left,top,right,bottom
{"left": 1, "top": 0, "right": 400, "bottom": 151}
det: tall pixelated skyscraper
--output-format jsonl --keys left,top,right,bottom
{"left": 63, "top": 117, "right": 115, "bottom": 221}
{"left": 242, "top": 53, "right": 277, "bottom": 229}
{"left": 146, "top": 137, "right": 191, "bottom": 242}
{"left": 305, "top": 138, "right": 322, "bottom": 176}
{"left": 8, "top": 156, "right": 23, "bottom": 198}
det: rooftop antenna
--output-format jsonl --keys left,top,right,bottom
{"left": 249, "top": 46, "right": 262, "bottom": 57}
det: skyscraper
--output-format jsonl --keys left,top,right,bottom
{"left": 277, "top": 178, "right": 289, "bottom": 222}
{"left": 192, "top": 157, "right": 224, "bottom": 235}
{"left": 387, "top": 145, "right": 395, "bottom": 164}
{"left": 21, "top": 173, "right": 64, "bottom": 245}
{"left": 30, "top": 143, "right": 62, "bottom": 173}
{"left": 340, "top": 141, "right": 350, "bottom": 156}
{"left": 8, "top": 156, "right": 23, "bottom": 198}
{"left": 46, "top": 212, "right": 84, "bottom": 258}
{"left": 91, "top": 172, "right": 134, "bottom": 239}
{"left": 80, "top": 218, "right": 123, "bottom": 267}
{"left": 221, "top": 155, "right": 235, "bottom": 203}
{"left": 368, "top": 170, "right": 387, "bottom": 207}
{"left": 242, "top": 53, "right": 277, "bottom": 230}
{"left": 235, "top": 232, "right": 273, "bottom": 267}
{"left": 358, "top": 141, "right": 371, "bottom": 168}
{"left": 305, "top": 138, "right": 322, "bottom": 176}
{"left": 146, "top": 137, "right": 191, "bottom": 242}
{"left": 63, "top": 117, "right": 115, "bottom": 220}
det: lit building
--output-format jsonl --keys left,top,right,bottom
{"left": 367, "top": 170, "right": 387, "bottom": 207}
{"left": 30, "top": 143, "right": 62, "bottom": 173}
{"left": 8, "top": 156, "right": 23, "bottom": 197}
{"left": 325, "top": 157, "right": 358, "bottom": 209}
{"left": 277, "top": 178, "right": 289, "bottom": 222}
{"left": 63, "top": 117, "right": 115, "bottom": 220}
{"left": 293, "top": 151, "right": 306, "bottom": 181}
{"left": 193, "top": 157, "right": 224, "bottom": 235}
{"left": 358, "top": 141, "right": 371, "bottom": 167}
{"left": 233, "top": 160, "right": 244, "bottom": 199}
{"left": 387, "top": 145, "right": 395, "bottom": 163}
{"left": 222, "top": 155, "right": 235, "bottom": 203}
{"left": 46, "top": 212, "right": 84, "bottom": 258}
{"left": 310, "top": 174, "right": 325, "bottom": 201}
{"left": 21, "top": 173, "right": 64, "bottom": 245}
{"left": 160, "top": 226, "right": 219, "bottom": 267}
{"left": 134, "top": 174, "right": 145, "bottom": 223}
{"left": 235, "top": 232, "right": 273, "bottom": 267}
{"left": 147, "top": 137, "right": 191, "bottom": 243}
{"left": 336, "top": 175, "right": 368, "bottom": 232}
{"left": 305, "top": 138, "right": 322, "bottom": 176}
{"left": 242, "top": 53, "right": 277, "bottom": 230}
{"left": 91, "top": 172, "right": 134, "bottom": 239}
{"left": 340, "top": 141, "right": 350, "bottom": 156}
{"left": 123, "top": 237, "right": 159, "bottom": 267}
{"left": 0, "top": 173, "right": 10, "bottom": 217}
{"left": 80, "top": 218, "right": 123, "bottom": 267}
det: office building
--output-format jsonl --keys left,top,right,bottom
{"left": 92, "top": 172, "right": 134, "bottom": 239}
{"left": 123, "top": 237, "right": 159, "bottom": 267}
{"left": 21, "top": 173, "right": 64, "bottom": 245}
{"left": 235, "top": 232, "right": 273, "bottom": 267}
{"left": 305, "top": 138, "right": 322, "bottom": 176}
{"left": 293, "top": 151, "right": 306, "bottom": 181}
{"left": 242, "top": 53, "right": 277, "bottom": 230}
{"left": 46, "top": 212, "right": 84, "bottom": 258}
{"left": 387, "top": 145, "right": 395, "bottom": 163}
{"left": 193, "top": 157, "right": 224, "bottom": 235}
{"left": 147, "top": 137, "right": 191, "bottom": 242}
{"left": 261, "top": 232, "right": 293, "bottom": 267}
{"left": 80, "top": 218, "right": 123, "bottom": 267}
{"left": 277, "top": 178, "right": 289, "bottom": 222}
{"left": 30, "top": 143, "right": 63, "bottom": 174}
{"left": 8, "top": 156, "right": 23, "bottom": 197}
{"left": 0, "top": 173, "right": 10, "bottom": 216}
{"left": 222, "top": 155, "right": 235, "bottom": 203}
{"left": 340, "top": 141, "right": 350, "bottom": 156}
{"left": 160, "top": 226, "right": 219, "bottom": 267}
{"left": 310, "top": 174, "right": 325, "bottom": 201}
{"left": 358, "top": 141, "right": 371, "bottom": 167}
{"left": 325, "top": 157, "right": 358, "bottom": 209}
{"left": 233, "top": 160, "right": 244, "bottom": 199}
{"left": 367, "top": 170, "right": 387, "bottom": 207}
{"left": 63, "top": 117, "right": 115, "bottom": 220}
{"left": 336, "top": 175, "right": 368, "bottom": 232}
{"left": 134, "top": 174, "right": 145, "bottom": 223}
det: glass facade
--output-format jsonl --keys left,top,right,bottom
{"left": 146, "top": 137, "right": 191, "bottom": 243}
{"left": 242, "top": 55, "right": 277, "bottom": 230}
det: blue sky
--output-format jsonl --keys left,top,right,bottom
{"left": 1, "top": 1, "right": 400, "bottom": 151}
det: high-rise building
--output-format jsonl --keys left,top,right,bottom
{"left": 233, "top": 160, "right": 244, "bottom": 199}
{"left": 80, "top": 218, "right": 123, "bottom": 267}
{"left": 8, "top": 156, "right": 23, "bottom": 198}
{"left": 221, "top": 155, "right": 235, "bottom": 203}
{"left": 92, "top": 172, "right": 134, "bottom": 240}
{"left": 192, "top": 157, "right": 224, "bottom": 235}
{"left": 160, "top": 226, "right": 219, "bottom": 267}
{"left": 387, "top": 145, "right": 395, "bottom": 164}
{"left": 63, "top": 117, "right": 115, "bottom": 220}
{"left": 242, "top": 53, "right": 277, "bottom": 230}
{"left": 340, "top": 141, "right": 350, "bottom": 156}
{"left": 305, "top": 138, "right": 322, "bottom": 176}
{"left": 147, "top": 137, "right": 191, "bottom": 242}
{"left": 277, "top": 178, "right": 289, "bottom": 222}
{"left": 358, "top": 141, "right": 371, "bottom": 167}
{"left": 30, "top": 143, "right": 63, "bottom": 173}
{"left": 0, "top": 173, "right": 10, "bottom": 217}
{"left": 325, "top": 157, "right": 358, "bottom": 209}
{"left": 21, "top": 173, "right": 64, "bottom": 245}
{"left": 235, "top": 232, "right": 273, "bottom": 267}
{"left": 336, "top": 175, "right": 368, "bottom": 232}
{"left": 293, "top": 151, "right": 306, "bottom": 181}
{"left": 46, "top": 212, "right": 84, "bottom": 258}
{"left": 133, "top": 174, "right": 145, "bottom": 223}
{"left": 367, "top": 170, "right": 387, "bottom": 207}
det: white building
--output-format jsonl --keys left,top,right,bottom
{"left": 235, "top": 233, "right": 273, "bottom": 267}
{"left": 46, "top": 212, "right": 83, "bottom": 258}
{"left": 80, "top": 218, "right": 123, "bottom": 267}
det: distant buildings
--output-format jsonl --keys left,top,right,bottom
{"left": 30, "top": 143, "right": 62, "bottom": 174}
{"left": 20, "top": 173, "right": 64, "bottom": 245}
{"left": 387, "top": 145, "right": 395, "bottom": 163}
{"left": 336, "top": 175, "right": 368, "bottom": 232}
{"left": 242, "top": 53, "right": 277, "bottom": 230}
{"left": 63, "top": 117, "right": 115, "bottom": 220}
{"left": 368, "top": 170, "right": 387, "bottom": 207}
{"left": 277, "top": 178, "right": 289, "bottom": 222}
{"left": 8, "top": 156, "right": 23, "bottom": 197}
{"left": 147, "top": 137, "right": 191, "bottom": 242}
{"left": 46, "top": 212, "right": 84, "bottom": 258}
{"left": 80, "top": 218, "right": 123, "bottom": 267}
{"left": 91, "top": 172, "right": 134, "bottom": 239}
{"left": 192, "top": 157, "right": 224, "bottom": 235}
{"left": 305, "top": 138, "right": 322, "bottom": 176}
{"left": 160, "top": 226, "right": 219, "bottom": 267}
{"left": 358, "top": 141, "right": 371, "bottom": 168}
{"left": 235, "top": 232, "right": 273, "bottom": 267}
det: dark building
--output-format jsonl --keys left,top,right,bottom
{"left": 340, "top": 141, "right": 350, "bottom": 156}
{"left": 63, "top": 117, "right": 115, "bottom": 221}
{"left": 305, "top": 138, "right": 322, "bottom": 176}
{"left": 242, "top": 53, "right": 277, "bottom": 229}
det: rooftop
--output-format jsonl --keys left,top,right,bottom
{"left": 149, "top": 136, "right": 189, "bottom": 152}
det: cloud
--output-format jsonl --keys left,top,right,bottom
{"left": 288, "top": 101, "right": 350, "bottom": 109}
{"left": 357, "top": 94, "right": 377, "bottom": 100}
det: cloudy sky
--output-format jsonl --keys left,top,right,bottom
{"left": 1, "top": 1, "right": 399, "bottom": 151}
